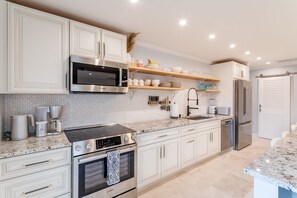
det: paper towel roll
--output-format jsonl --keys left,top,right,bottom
{"left": 171, "top": 102, "right": 179, "bottom": 118}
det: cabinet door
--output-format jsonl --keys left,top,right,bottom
{"left": 233, "top": 63, "right": 242, "bottom": 80}
{"left": 197, "top": 131, "right": 209, "bottom": 161}
{"left": 0, "top": 0, "right": 7, "bottom": 93}
{"left": 208, "top": 128, "right": 221, "bottom": 155}
{"left": 102, "top": 30, "right": 127, "bottom": 63}
{"left": 242, "top": 65, "right": 249, "bottom": 81}
{"left": 0, "top": 165, "right": 70, "bottom": 198}
{"left": 70, "top": 21, "right": 101, "bottom": 58}
{"left": 137, "top": 143, "right": 161, "bottom": 188}
{"left": 8, "top": 3, "right": 69, "bottom": 94}
{"left": 161, "top": 138, "right": 181, "bottom": 177}
{"left": 181, "top": 134, "right": 196, "bottom": 168}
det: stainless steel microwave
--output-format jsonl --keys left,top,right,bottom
{"left": 70, "top": 56, "right": 129, "bottom": 94}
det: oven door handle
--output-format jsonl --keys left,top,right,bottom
{"left": 78, "top": 146, "right": 136, "bottom": 164}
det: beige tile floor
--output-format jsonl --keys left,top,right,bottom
{"left": 139, "top": 136, "right": 270, "bottom": 198}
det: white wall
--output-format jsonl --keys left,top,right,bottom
{"left": 4, "top": 46, "right": 217, "bottom": 131}
{"left": 250, "top": 65, "right": 297, "bottom": 134}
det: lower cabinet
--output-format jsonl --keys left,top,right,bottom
{"left": 197, "top": 128, "right": 221, "bottom": 161}
{"left": 181, "top": 134, "right": 196, "bottom": 168}
{"left": 0, "top": 165, "right": 71, "bottom": 198}
{"left": 0, "top": 147, "right": 71, "bottom": 198}
{"left": 137, "top": 138, "right": 181, "bottom": 188}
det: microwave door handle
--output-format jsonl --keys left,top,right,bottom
{"left": 119, "top": 68, "right": 122, "bottom": 86}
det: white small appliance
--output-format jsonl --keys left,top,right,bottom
{"left": 170, "top": 102, "right": 179, "bottom": 118}
{"left": 208, "top": 99, "right": 217, "bottom": 114}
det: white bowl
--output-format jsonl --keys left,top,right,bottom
{"left": 182, "top": 70, "right": 189, "bottom": 74}
{"left": 171, "top": 67, "right": 182, "bottom": 73}
{"left": 146, "top": 64, "right": 160, "bottom": 70}
{"left": 144, "top": 79, "right": 151, "bottom": 86}
{"left": 151, "top": 79, "right": 160, "bottom": 87}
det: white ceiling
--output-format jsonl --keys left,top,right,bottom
{"left": 10, "top": 0, "right": 297, "bottom": 69}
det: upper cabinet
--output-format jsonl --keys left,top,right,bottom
{"left": 233, "top": 62, "right": 249, "bottom": 81}
{"left": 0, "top": 1, "right": 7, "bottom": 93}
{"left": 70, "top": 21, "right": 127, "bottom": 63}
{"left": 8, "top": 3, "right": 69, "bottom": 94}
{"left": 70, "top": 21, "right": 101, "bottom": 59}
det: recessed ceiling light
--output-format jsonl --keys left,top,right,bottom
{"left": 129, "top": 0, "right": 138, "bottom": 3}
{"left": 257, "top": 57, "right": 262, "bottom": 60}
{"left": 179, "top": 19, "right": 187, "bottom": 26}
{"left": 266, "top": 61, "right": 271, "bottom": 65}
{"left": 229, "top": 44, "right": 236, "bottom": 49}
{"left": 245, "top": 51, "right": 251, "bottom": 55}
{"left": 209, "top": 34, "right": 216, "bottom": 40}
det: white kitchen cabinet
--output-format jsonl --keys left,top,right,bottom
{"left": 137, "top": 143, "right": 162, "bottom": 188}
{"left": 102, "top": 30, "right": 127, "bottom": 63}
{"left": 197, "top": 127, "right": 221, "bottom": 161}
{"left": 70, "top": 21, "right": 127, "bottom": 63}
{"left": 0, "top": 0, "right": 7, "bottom": 93}
{"left": 181, "top": 134, "right": 196, "bottom": 168}
{"left": 0, "top": 147, "right": 71, "bottom": 198}
{"left": 70, "top": 21, "right": 101, "bottom": 59}
{"left": 208, "top": 127, "right": 221, "bottom": 155}
{"left": 161, "top": 138, "right": 181, "bottom": 177}
{"left": 0, "top": 165, "right": 71, "bottom": 198}
{"left": 8, "top": 3, "right": 69, "bottom": 94}
{"left": 234, "top": 62, "right": 249, "bottom": 81}
{"left": 197, "top": 131, "right": 209, "bottom": 161}
{"left": 138, "top": 137, "right": 181, "bottom": 188}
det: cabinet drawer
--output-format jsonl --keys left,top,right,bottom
{"left": 197, "top": 121, "right": 220, "bottom": 132}
{"left": 137, "top": 128, "right": 181, "bottom": 146}
{"left": 182, "top": 124, "right": 198, "bottom": 135}
{"left": 0, "top": 165, "right": 71, "bottom": 198}
{"left": 0, "top": 147, "right": 71, "bottom": 181}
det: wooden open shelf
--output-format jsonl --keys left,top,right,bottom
{"left": 196, "top": 89, "right": 221, "bottom": 93}
{"left": 129, "top": 85, "right": 183, "bottom": 91}
{"left": 129, "top": 67, "right": 220, "bottom": 82}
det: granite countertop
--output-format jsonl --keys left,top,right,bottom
{"left": 123, "top": 114, "right": 233, "bottom": 134}
{"left": 244, "top": 132, "right": 297, "bottom": 193}
{"left": 0, "top": 133, "right": 71, "bottom": 159}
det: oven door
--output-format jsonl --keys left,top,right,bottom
{"left": 73, "top": 145, "right": 136, "bottom": 198}
{"left": 70, "top": 56, "right": 128, "bottom": 93}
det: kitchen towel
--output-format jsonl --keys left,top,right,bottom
{"left": 106, "top": 150, "right": 120, "bottom": 185}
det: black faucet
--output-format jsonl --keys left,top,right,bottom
{"left": 187, "top": 88, "right": 199, "bottom": 116}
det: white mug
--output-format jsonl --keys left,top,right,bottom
{"left": 133, "top": 79, "right": 139, "bottom": 86}
{"left": 128, "top": 79, "right": 133, "bottom": 86}
{"left": 139, "top": 79, "right": 144, "bottom": 86}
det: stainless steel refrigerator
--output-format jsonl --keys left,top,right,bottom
{"left": 234, "top": 80, "right": 252, "bottom": 150}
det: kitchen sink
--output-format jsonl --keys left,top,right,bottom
{"left": 187, "top": 115, "right": 211, "bottom": 120}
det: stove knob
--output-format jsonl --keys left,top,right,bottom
{"left": 124, "top": 136, "right": 129, "bottom": 142}
{"left": 131, "top": 135, "right": 136, "bottom": 141}
{"left": 85, "top": 144, "right": 92, "bottom": 150}
{"left": 75, "top": 145, "right": 82, "bottom": 151}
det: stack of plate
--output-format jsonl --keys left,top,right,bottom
{"left": 171, "top": 82, "right": 182, "bottom": 88}
{"left": 159, "top": 82, "right": 172, "bottom": 87}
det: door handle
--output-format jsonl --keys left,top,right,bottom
{"left": 163, "top": 145, "right": 165, "bottom": 158}
{"left": 98, "top": 41, "right": 101, "bottom": 57}
{"left": 160, "top": 146, "right": 162, "bottom": 159}
{"left": 103, "top": 43, "right": 106, "bottom": 57}
{"left": 259, "top": 104, "right": 262, "bottom": 112}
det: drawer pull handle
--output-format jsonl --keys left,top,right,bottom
{"left": 187, "top": 140, "right": 195, "bottom": 143}
{"left": 24, "top": 160, "right": 51, "bottom": 167}
{"left": 24, "top": 185, "right": 51, "bottom": 195}
{"left": 186, "top": 129, "right": 195, "bottom": 132}
{"left": 158, "top": 135, "right": 168, "bottom": 138}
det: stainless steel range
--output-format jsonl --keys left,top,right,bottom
{"left": 64, "top": 123, "right": 137, "bottom": 198}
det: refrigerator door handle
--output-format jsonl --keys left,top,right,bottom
{"left": 259, "top": 104, "right": 262, "bottom": 112}
{"left": 243, "top": 87, "right": 247, "bottom": 116}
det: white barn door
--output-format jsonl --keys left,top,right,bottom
{"left": 258, "top": 76, "right": 291, "bottom": 139}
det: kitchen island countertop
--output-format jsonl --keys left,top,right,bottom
{"left": 0, "top": 132, "right": 71, "bottom": 159}
{"left": 244, "top": 132, "right": 297, "bottom": 193}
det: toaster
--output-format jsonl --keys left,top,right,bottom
{"left": 217, "top": 107, "right": 230, "bottom": 115}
